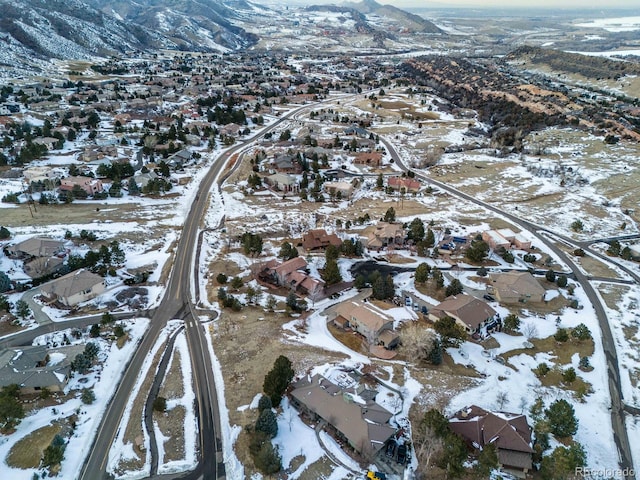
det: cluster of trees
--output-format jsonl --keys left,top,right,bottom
{"left": 67, "top": 240, "right": 126, "bottom": 277}
{"left": 217, "top": 287, "right": 243, "bottom": 311}
{"left": 353, "top": 269, "right": 395, "bottom": 300}
{"left": 465, "top": 238, "right": 489, "bottom": 263}
{"left": 241, "top": 232, "right": 263, "bottom": 257}
{"left": 607, "top": 240, "right": 635, "bottom": 261}
{"left": 71, "top": 342, "right": 99, "bottom": 375}
{"left": 414, "top": 262, "right": 449, "bottom": 292}
{"left": 529, "top": 397, "right": 585, "bottom": 479}
{"left": 0, "top": 384, "right": 24, "bottom": 431}
{"left": 246, "top": 356, "right": 296, "bottom": 475}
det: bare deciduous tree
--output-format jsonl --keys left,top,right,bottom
{"left": 400, "top": 323, "right": 438, "bottom": 363}
{"left": 523, "top": 322, "right": 539, "bottom": 340}
{"left": 413, "top": 418, "right": 444, "bottom": 479}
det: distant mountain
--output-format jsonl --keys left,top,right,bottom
{"left": 0, "top": 0, "right": 168, "bottom": 75}
{"left": 0, "top": 0, "right": 259, "bottom": 77}
{"left": 83, "top": 0, "right": 259, "bottom": 52}
{"left": 345, "top": 0, "right": 444, "bottom": 34}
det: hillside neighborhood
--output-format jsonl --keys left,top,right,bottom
{"left": 0, "top": 8, "right": 639, "bottom": 480}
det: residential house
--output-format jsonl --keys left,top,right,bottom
{"left": 23, "top": 166, "right": 60, "bottom": 184}
{"left": 40, "top": 269, "right": 106, "bottom": 307}
{"left": 449, "top": 405, "right": 533, "bottom": 478}
{"left": 366, "top": 222, "right": 405, "bottom": 250}
{"left": 301, "top": 229, "right": 342, "bottom": 252}
{"left": 428, "top": 294, "right": 497, "bottom": 334}
{"left": 354, "top": 152, "right": 383, "bottom": 167}
{"left": 24, "top": 256, "right": 65, "bottom": 278}
{"left": 387, "top": 176, "right": 421, "bottom": 194}
{"left": 324, "top": 181, "right": 354, "bottom": 199}
{"left": 482, "top": 229, "right": 531, "bottom": 251}
{"left": 258, "top": 257, "right": 324, "bottom": 296}
{"left": 269, "top": 154, "right": 301, "bottom": 174}
{"left": 333, "top": 300, "right": 399, "bottom": 348}
{"left": 265, "top": 173, "right": 299, "bottom": 194}
{"left": 290, "top": 375, "right": 396, "bottom": 458}
{"left": 7, "top": 237, "right": 66, "bottom": 259}
{"left": 133, "top": 171, "right": 159, "bottom": 189}
{"left": 488, "top": 271, "right": 546, "bottom": 304}
{"left": 0, "top": 345, "right": 84, "bottom": 395}
{"left": 32, "top": 137, "right": 60, "bottom": 150}
{"left": 59, "top": 176, "right": 104, "bottom": 196}
{"left": 482, "top": 230, "right": 511, "bottom": 251}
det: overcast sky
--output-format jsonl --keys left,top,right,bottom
{"left": 277, "top": 0, "right": 638, "bottom": 8}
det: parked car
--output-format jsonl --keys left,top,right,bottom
{"left": 366, "top": 472, "right": 387, "bottom": 480}
{"left": 385, "top": 440, "right": 396, "bottom": 457}
{"left": 396, "top": 444, "right": 407, "bottom": 465}
{"left": 483, "top": 294, "right": 495, "bottom": 301}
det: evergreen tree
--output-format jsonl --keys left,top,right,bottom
{"left": 424, "top": 228, "right": 435, "bottom": 247}
{"left": 434, "top": 316, "right": 467, "bottom": 347}
{"left": 465, "top": 239, "right": 489, "bottom": 263}
{"left": 475, "top": 443, "right": 498, "bottom": 477}
{"left": 545, "top": 399, "right": 578, "bottom": 438}
{"left": 408, "top": 217, "right": 425, "bottom": 242}
{"left": 540, "top": 443, "right": 586, "bottom": 480}
{"left": 0, "top": 384, "right": 24, "bottom": 430}
{"left": 263, "top": 355, "right": 294, "bottom": 407}
{"left": 383, "top": 207, "right": 396, "bottom": 223}
{"left": 445, "top": 278, "right": 464, "bottom": 297}
{"left": 0, "top": 294, "right": 10, "bottom": 312}
{"left": 504, "top": 314, "right": 521, "bottom": 332}
{"left": 15, "top": 299, "right": 30, "bottom": 319}
{"left": 322, "top": 258, "right": 342, "bottom": 286}
{"left": 428, "top": 338, "right": 443, "bottom": 365}
{"left": 545, "top": 269, "right": 556, "bottom": 282}
{"left": 415, "top": 262, "right": 430, "bottom": 283}
{"left": 0, "top": 226, "right": 10, "bottom": 239}
{"left": 257, "top": 395, "right": 272, "bottom": 413}
{"left": 278, "top": 242, "right": 298, "bottom": 260}
{"left": 255, "top": 408, "right": 278, "bottom": 438}
{"left": 127, "top": 177, "right": 140, "bottom": 195}
{"left": 0, "top": 271, "right": 11, "bottom": 293}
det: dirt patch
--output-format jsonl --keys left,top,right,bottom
{"left": 155, "top": 406, "right": 187, "bottom": 464}
{"left": 112, "top": 339, "right": 168, "bottom": 475}
{"left": 6, "top": 422, "right": 63, "bottom": 468}
{"left": 503, "top": 335, "right": 594, "bottom": 367}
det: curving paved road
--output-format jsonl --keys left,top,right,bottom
{"left": 379, "top": 136, "right": 636, "bottom": 480}
{"left": 78, "top": 101, "right": 325, "bottom": 480}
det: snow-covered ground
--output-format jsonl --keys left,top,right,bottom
{"left": 0, "top": 319, "right": 149, "bottom": 480}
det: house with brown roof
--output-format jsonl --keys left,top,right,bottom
{"left": 354, "top": 151, "right": 383, "bottom": 167}
{"left": 449, "top": 405, "right": 533, "bottom": 477}
{"left": 301, "top": 229, "right": 342, "bottom": 252}
{"left": 333, "top": 300, "right": 399, "bottom": 348}
{"left": 290, "top": 375, "right": 396, "bottom": 458}
{"left": 428, "top": 294, "right": 496, "bottom": 334}
{"left": 40, "top": 269, "right": 106, "bottom": 307}
{"left": 387, "top": 176, "right": 421, "bottom": 193}
{"left": 488, "top": 272, "right": 546, "bottom": 304}
{"left": 59, "top": 176, "right": 104, "bottom": 196}
{"left": 366, "top": 222, "right": 405, "bottom": 250}
{"left": 258, "top": 257, "right": 325, "bottom": 297}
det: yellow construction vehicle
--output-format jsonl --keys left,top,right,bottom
{"left": 366, "top": 471, "right": 387, "bottom": 480}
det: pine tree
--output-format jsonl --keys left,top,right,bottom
{"left": 322, "top": 258, "right": 342, "bottom": 286}
{"left": 545, "top": 399, "right": 578, "bottom": 438}
{"left": 255, "top": 408, "right": 278, "bottom": 438}
{"left": 263, "top": 355, "right": 294, "bottom": 407}
{"left": 445, "top": 278, "right": 463, "bottom": 297}
{"left": 0, "top": 272, "right": 11, "bottom": 293}
{"left": 415, "top": 263, "right": 430, "bottom": 283}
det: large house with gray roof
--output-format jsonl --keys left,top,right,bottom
{"left": 290, "top": 374, "right": 396, "bottom": 459}
{"left": 40, "top": 269, "right": 105, "bottom": 307}
{"left": 0, "top": 345, "right": 84, "bottom": 395}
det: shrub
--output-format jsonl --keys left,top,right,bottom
{"left": 81, "top": 388, "right": 95, "bottom": 404}
{"left": 153, "top": 396, "right": 167, "bottom": 412}
{"left": 571, "top": 323, "right": 592, "bottom": 341}
{"left": 554, "top": 328, "right": 569, "bottom": 343}
{"left": 562, "top": 367, "right": 577, "bottom": 384}
{"left": 534, "top": 362, "right": 550, "bottom": 377}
